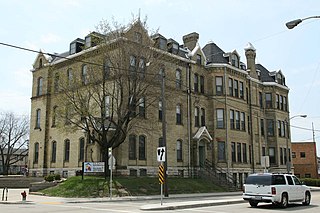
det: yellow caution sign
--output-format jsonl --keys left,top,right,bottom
{"left": 158, "top": 164, "right": 164, "bottom": 184}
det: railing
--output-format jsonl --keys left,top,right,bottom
{"left": 2, "top": 187, "right": 8, "bottom": 201}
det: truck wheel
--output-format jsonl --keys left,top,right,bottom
{"left": 279, "top": 193, "right": 288, "bottom": 208}
{"left": 302, "top": 192, "right": 311, "bottom": 206}
{"left": 249, "top": 200, "right": 259, "bottom": 207}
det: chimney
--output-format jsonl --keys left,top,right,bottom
{"left": 183, "top": 32, "right": 199, "bottom": 50}
{"left": 244, "top": 42, "right": 258, "bottom": 79}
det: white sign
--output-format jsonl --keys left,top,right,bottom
{"left": 108, "top": 155, "right": 116, "bottom": 170}
{"left": 157, "top": 147, "right": 166, "bottom": 162}
{"left": 261, "top": 156, "right": 270, "bottom": 168}
{"left": 84, "top": 162, "right": 105, "bottom": 173}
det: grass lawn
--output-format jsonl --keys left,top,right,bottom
{"left": 40, "top": 175, "right": 227, "bottom": 197}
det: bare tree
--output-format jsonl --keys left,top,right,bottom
{"left": 54, "top": 17, "right": 164, "bottom": 170}
{"left": 0, "top": 112, "right": 29, "bottom": 175}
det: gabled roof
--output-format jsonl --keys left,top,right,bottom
{"left": 193, "top": 126, "right": 213, "bottom": 141}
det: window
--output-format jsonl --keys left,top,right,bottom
{"left": 176, "top": 104, "right": 182, "bottom": 125}
{"left": 64, "top": 139, "right": 70, "bottom": 162}
{"left": 158, "top": 100, "right": 162, "bottom": 121}
{"left": 243, "top": 143, "right": 247, "bottom": 163}
{"left": 286, "top": 176, "right": 294, "bottom": 185}
{"left": 229, "top": 78, "right": 233, "bottom": 96}
{"left": 230, "top": 110, "right": 235, "bottom": 129}
{"left": 139, "top": 58, "right": 146, "bottom": 79}
{"left": 218, "top": 141, "right": 226, "bottom": 161}
{"left": 265, "top": 93, "right": 272, "bottom": 109}
{"left": 215, "top": 77, "right": 223, "bottom": 95}
{"left": 267, "top": 119, "right": 274, "bottom": 136}
{"left": 34, "top": 142, "right": 39, "bottom": 163}
{"left": 234, "top": 80, "right": 239, "bottom": 98}
{"left": 139, "top": 135, "right": 146, "bottom": 160}
{"left": 54, "top": 73, "right": 59, "bottom": 92}
{"left": 105, "top": 96, "right": 110, "bottom": 117}
{"left": 82, "top": 64, "right": 88, "bottom": 85}
{"left": 159, "top": 38, "right": 166, "bottom": 50}
{"left": 305, "top": 174, "right": 311, "bottom": 178}
{"left": 216, "top": 109, "right": 224, "bottom": 129}
{"left": 280, "top": 147, "right": 284, "bottom": 165}
{"left": 259, "top": 92, "right": 263, "bottom": 108}
{"left": 39, "top": 58, "right": 43, "bottom": 68}
{"left": 260, "top": 119, "right": 265, "bottom": 136}
{"left": 52, "top": 106, "right": 57, "bottom": 127}
{"left": 129, "top": 135, "right": 136, "bottom": 160}
{"left": 284, "top": 148, "right": 287, "bottom": 164}
{"left": 200, "top": 75, "right": 204, "bottom": 94}
{"left": 85, "top": 36, "right": 91, "bottom": 48}
{"left": 241, "top": 112, "right": 245, "bottom": 131}
{"left": 237, "top": 143, "right": 242, "bottom": 162}
{"left": 284, "top": 96, "right": 287, "bottom": 111}
{"left": 194, "top": 74, "right": 199, "bottom": 93}
{"left": 67, "top": 68, "right": 73, "bottom": 87}
{"left": 79, "top": 138, "right": 85, "bottom": 161}
{"left": 35, "top": 109, "right": 41, "bottom": 129}
{"left": 37, "top": 77, "right": 43, "bottom": 96}
{"left": 176, "top": 69, "right": 182, "bottom": 89}
{"left": 276, "top": 94, "right": 279, "bottom": 109}
{"left": 262, "top": 147, "right": 266, "bottom": 156}
{"left": 196, "top": 54, "right": 201, "bottom": 65}
{"left": 139, "top": 97, "right": 145, "bottom": 118}
{"left": 269, "top": 147, "right": 275, "bottom": 164}
{"left": 231, "top": 142, "right": 236, "bottom": 162}
{"left": 177, "top": 140, "right": 182, "bottom": 161}
{"left": 280, "top": 95, "right": 283, "bottom": 110}
{"left": 135, "top": 32, "right": 142, "bottom": 43}
{"left": 129, "top": 55, "right": 137, "bottom": 75}
{"left": 70, "top": 42, "right": 76, "bottom": 54}
{"left": 278, "top": 120, "right": 282, "bottom": 137}
{"left": 281, "top": 121, "right": 285, "bottom": 137}
{"left": 195, "top": 107, "right": 200, "bottom": 127}
{"left": 292, "top": 152, "right": 296, "bottom": 158}
{"left": 201, "top": 108, "right": 205, "bottom": 126}
{"left": 239, "top": 82, "right": 244, "bottom": 99}
{"left": 300, "top": 152, "right": 306, "bottom": 158}
{"left": 235, "top": 111, "right": 240, "bottom": 130}
{"left": 231, "top": 54, "right": 239, "bottom": 67}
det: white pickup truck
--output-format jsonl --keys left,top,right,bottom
{"left": 243, "top": 173, "right": 311, "bottom": 208}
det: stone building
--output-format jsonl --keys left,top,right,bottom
{"left": 28, "top": 20, "right": 290, "bottom": 185}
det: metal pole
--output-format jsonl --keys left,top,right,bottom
{"left": 312, "top": 122, "right": 315, "bottom": 142}
{"left": 161, "top": 69, "right": 168, "bottom": 197}
{"left": 286, "top": 120, "right": 290, "bottom": 173}
{"left": 187, "top": 64, "right": 192, "bottom": 177}
{"left": 110, "top": 156, "right": 113, "bottom": 200}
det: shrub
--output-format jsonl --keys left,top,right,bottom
{"left": 45, "top": 174, "right": 55, "bottom": 182}
{"left": 301, "top": 178, "right": 320, "bottom": 187}
{"left": 55, "top": 174, "right": 61, "bottom": 181}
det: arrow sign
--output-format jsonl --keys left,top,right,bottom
{"left": 157, "top": 147, "right": 166, "bottom": 162}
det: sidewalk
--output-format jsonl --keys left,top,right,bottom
{"left": 1, "top": 187, "right": 320, "bottom": 211}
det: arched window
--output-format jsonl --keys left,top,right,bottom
{"left": 195, "top": 107, "right": 200, "bottom": 127}
{"left": 79, "top": 138, "right": 85, "bottom": 161}
{"left": 35, "top": 109, "right": 41, "bottom": 129}
{"left": 67, "top": 68, "right": 73, "bottom": 87}
{"left": 82, "top": 64, "right": 88, "bottom": 85}
{"left": 64, "top": 139, "right": 70, "bottom": 162}
{"left": 139, "top": 97, "right": 145, "bottom": 118}
{"left": 129, "top": 134, "right": 136, "bottom": 160}
{"left": 176, "top": 69, "right": 182, "bottom": 89}
{"left": 37, "top": 77, "right": 43, "bottom": 96}
{"left": 177, "top": 140, "right": 183, "bottom": 161}
{"left": 51, "top": 141, "right": 57, "bottom": 163}
{"left": 176, "top": 104, "right": 182, "bottom": 125}
{"left": 34, "top": 142, "right": 39, "bottom": 163}
{"left": 139, "top": 135, "right": 146, "bottom": 160}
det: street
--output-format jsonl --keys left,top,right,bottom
{"left": 0, "top": 191, "right": 319, "bottom": 213}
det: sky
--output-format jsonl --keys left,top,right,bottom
{"left": 1, "top": 0, "right": 320, "bottom": 153}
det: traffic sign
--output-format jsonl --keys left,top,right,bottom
{"left": 158, "top": 164, "right": 164, "bottom": 184}
{"left": 157, "top": 147, "right": 166, "bottom": 162}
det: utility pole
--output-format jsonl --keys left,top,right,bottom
{"left": 161, "top": 68, "right": 168, "bottom": 197}
{"left": 312, "top": 122, "right": 315, "bottom": 142}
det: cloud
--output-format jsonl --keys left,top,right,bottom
{"left": 40, "top": 33, "right": 61, "bottom": 44}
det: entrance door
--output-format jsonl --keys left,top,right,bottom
{"left": 199, "top": 142, "right": 205, "bottom": 167}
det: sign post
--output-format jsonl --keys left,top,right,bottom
{"left": 157, "top": 147, "right": 166, "bottom": 205}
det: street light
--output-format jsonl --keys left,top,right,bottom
{"left": 286, "top": 114, "right": 307, "bottom": 173}
{"left": 286, "top": 16, "right": 320, "bottom": 29}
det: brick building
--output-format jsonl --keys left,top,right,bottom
{"left": 292, "top": 142, "right": 318, "bottom": 178}
{"left": 28, "top": 20, "right": 291, "bottom": 185}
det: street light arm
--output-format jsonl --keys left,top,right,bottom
{"left": 286, "top": 16, "right": 320, "bottom": 29}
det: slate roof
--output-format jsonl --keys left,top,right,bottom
{"left": 256, "top": 64, "right": 275, "bottom": 82}
{"left": 202, "top": 42, "right": 228, "bottom": 64}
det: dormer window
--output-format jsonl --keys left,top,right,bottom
{"left": 69, "top": 39, "right": 84, "bottom": 55}
{"left": 172, "top": 43, "right": 179, "bottom": 54}
{"left": 196, "top": 54, "right": 202, "bottom": 65}
{"left": 257, "top": 70, "right": 261, "bottom": 80}
{"left": 70, "top": 42, "right": 76, "bottom": 54}
{"left": 231, "top": 54, "right": 239, "bottom": 68}
{"left": 159, "top": 38, "right": 167, "bottom": 50}
{"left": 135, "top": 32, "right": 142, "bottom": 43}
{"left": 85, "top": 36, "right": 91, "bottom": 48}
{"left": 277, "top": 73, "right": 284, "bottom": 85}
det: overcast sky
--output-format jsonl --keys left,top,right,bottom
{"left": 1, "top": 0, "right": 319, "bottom": 153}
